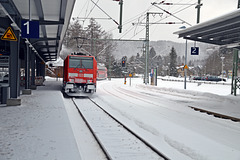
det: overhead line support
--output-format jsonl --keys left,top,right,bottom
{"left": 160, "top": 3, "right": 196, "bottom": 5}
{"left": 90, "top": 0, "right": 119, "bottom": 26}
{"left": 118, "top": 0, "right": 123, "bottom": 33}
{"left": 151, "top": 2, "right": 192, "bottom": 26}
{"left": 195, "top": 0, "right": 202, "bottom": 23}
{"left": 72, "top": 17, "right": 111, "bottom": 20}
{"left": 144, "top": 12, "right": 162, "bottom": 85}
{"left": 145, "top": 12, "right": 149, "bottom": 84}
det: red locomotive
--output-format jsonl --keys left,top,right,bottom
{"left": 97, "top": 64, "right": 107, "bottom": 80}
{"left": 63, "top": 53, "right": 97, "bottom": 96}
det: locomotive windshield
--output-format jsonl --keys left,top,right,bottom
{"left": 69, "top": 56, "right": 93, "bottom": 69}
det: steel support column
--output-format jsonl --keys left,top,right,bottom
{"left": 184, "top": 39, "right": 188, "bottom": 89}
{"left": 9, "top": 30, "right": 20, "bottom": 98}
{"left": 36, "top": 57, "right": 41, "bottom": 76}
{"left": 24, "top": 44, "right": 30, "bottom": 89}
{"left": 145, "top": 12, "right": 149, "bottom": 84}
{"left": 231, "top": 48, "right": 239, "bottom": 96}
{"left": 31, "top": 51, "right": 36, "bottom": 87}
{"left": 118, "top": 0, "right": 123, "bottom": 33}
{"left": 39, "top": 61, "right": 45, "bottom": 79}
{"left": 42, "top": 62, "right": 46, "bottom": 79}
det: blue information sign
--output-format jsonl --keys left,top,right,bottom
{"left": 21, "top": 20, "right": 39, "bottom": 38}
{"left": 191, "top": 47, "right": 199, "bottom": 55}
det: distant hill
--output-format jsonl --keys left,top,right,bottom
{"left": 112, "top": 40, "right": 217, "bottom": 61}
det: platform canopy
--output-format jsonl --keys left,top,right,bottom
{"left": 0, "top": 0, "right": 75, "bottom": 62}
{"left": 174, "top": 8, "right": 240, "bottom": 50}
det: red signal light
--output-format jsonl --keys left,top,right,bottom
{"left": 122, "top": 60, "right": 125, "bottom": 67}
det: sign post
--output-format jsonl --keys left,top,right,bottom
{"left": 129, "top": 73, "right": 132, "bottom": 86}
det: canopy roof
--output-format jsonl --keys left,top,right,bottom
{"left": 174, "top": 9, "right": 240, "bottom": 49}
{"left": 0, "top": 0, "right": 75, "bottom": 61}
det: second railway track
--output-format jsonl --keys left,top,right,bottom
{"left": 72, "top": 97, "right": 170, "bottom": 160}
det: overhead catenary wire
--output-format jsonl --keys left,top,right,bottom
{"left": 83, "top": 0, "right": 100, "bottom": 24}
{"left": 150, "top": 0, "right": 196, "bottom": 37}
{"left": 152, "top": 2, "right": 192, "bottom": 26}
{"left": 106, "top": 0, "right": 193, "bottom": 40}
{"left": 78, "top": 0, "right": 194, "bottom": 53}
{"left": 105, "top": 0, "right": 163, "bottom": 35}
{"left": 133, "top": 16, "right": 147, "bottom": 36}
{"left": 75, "top": 0, "right": 195, "bottom": 41}
{"left": 118, "top": 16, "right": 147, "bottom": 39}
{"left": 72, "top": 0, "right": 103, "bottom": 51}
{"left": 165, "top": 0, "right": 196, "bottom": 16}
{"left": 74, "top": 0, "right": 100, "bottom": 27}
{"left": 107, "top": 7, "right": 155, "bottom": 40}
{"left": 90, "top": 0, "right": 119, "bottom": 26}
{"left": 121, "top": 0, "right": 196, "bottom": 40}
{"left": 154, "top": 0, "right": 196, "bottom": 24}
{"left": 155, "top": 0, "right": 196, "bottom": 5}
{"left": 84, "top": 0, "right": 90, "bottom": 23}
{"left": 77, "top": 0, "right": 90, "bottom": 18}
{"left": 105, "top": 3, "right": 154, "bottom": 33}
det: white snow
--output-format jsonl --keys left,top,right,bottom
{"left": 74, "top": 98, "right": 165, "bottom": 160}
{"left": 0, "top": 79, "right": 81, "bottom": 160}
{"left": 0, "top": 76, "right": 239, "bottom": 160}
{"left": 91, "top": 77, "right": 240, "bottom": 160}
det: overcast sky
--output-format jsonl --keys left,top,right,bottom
{"left": 71, "top": 0, "right": 238, "bottom": 43}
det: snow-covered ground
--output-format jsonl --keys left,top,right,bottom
{"left": 0, "top": 79, "right": 81, "bottom": 160}
{"left": 90, "top": 77, "right": 240, "bottom": 160}
{"left": 158, "top": 76, "right": 233, "bottom": 96}
{"left": 0, "top": 76, "right": 239, "bottom": 160}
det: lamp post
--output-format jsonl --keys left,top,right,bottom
{"left": 179, "top": 26, "right": 188, "bottom": 89}
{"left": 168, "top": 62, "right": 170, "bottom": 78}
{"left": 184, "top": 39, "right": 187, "bottom": 89}
{"left": 220, "top": 56, "right": 225, "bottom": 81}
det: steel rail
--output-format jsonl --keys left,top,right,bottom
{"left": 87, "top": 97, "right": 170, "bottom": 160}
{"left": 71, "top": 98, "right": 112, "bottom": 160}
{"left": 189, "top": 106, "right": 240, "bottom": 122}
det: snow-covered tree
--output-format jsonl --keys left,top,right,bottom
{"left": 62, "top": 19, "right": 116, "bottom": 69}
{"left": 169, "top": 47, "right": 178, "bottom": 77}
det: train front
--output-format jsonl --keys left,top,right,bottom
{"left": 63, "top": 55, "right": 97, "bottom": 96}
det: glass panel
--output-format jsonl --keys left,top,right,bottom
{"left": 69, "top": 56, "right": 93, "bottom": 69}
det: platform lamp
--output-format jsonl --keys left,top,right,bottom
{"left": 179, "top": 26, "right": 188, "bottom": 89}
{"left": 220, "top": 56, "right": 225, "bottom": 81}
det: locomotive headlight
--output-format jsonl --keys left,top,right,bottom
{"left": 69, "top": 79, "right": 74, "bottom": 83}
{"left": 87, "top": 80, "right": 93, "bottom": 83}
{"left": 68, "top": 73, "right": 78, "bottom": 77}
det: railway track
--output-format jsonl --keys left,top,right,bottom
{"left": 104, "top": 85, "right": 239, "bottom": 123}
{"left": 189, "top": 106, "right": 240, "bottom": 122}
{"left": 72, "top": 97, "right": 170, "bottom": 160}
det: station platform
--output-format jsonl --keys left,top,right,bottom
{"left": 0, "top": 78, "right": 81, "bottom": 160}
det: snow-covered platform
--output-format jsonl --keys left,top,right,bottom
{"left": 0, "top": 79, "right": 81, "bottom": 160}
{"left": 0, "top": 77, "right": 239, "bottom": 160}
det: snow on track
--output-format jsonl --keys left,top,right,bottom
{"left": 73, "top": 97, "right": 166, "bottom": 160}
